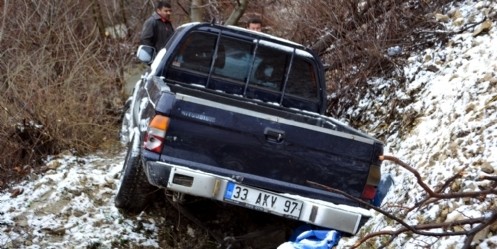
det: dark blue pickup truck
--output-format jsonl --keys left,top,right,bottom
{"left": 115, "top": 22, "right": 385, "bottom": 235}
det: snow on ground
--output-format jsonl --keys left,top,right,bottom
{"left": 341, "top": 1, "right": 497, "bottom": 248}
{"left": 1, "top": 1, "right": 496, "bottom": 249}
{"left": 0, "top": 151, "right": 160, "bottom": 248}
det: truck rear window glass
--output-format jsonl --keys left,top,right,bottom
{"left": 212, "top": 37, "right": 253, "bottom": 83}
{"left": 167, "top": 30, "right": 319, "bottom": 106}
{"left": 250, "top": 45, "right": 288, "bottom": 91}
{"left": 171, "top": 32, "right": 217, "bottom": 73}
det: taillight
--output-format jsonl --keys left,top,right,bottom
{"left": 144, "top": 115, "right": 170, "bottom": 153}
{"left": 361, "top": 185, "right": 377, "bottom": 200}
{"left": 361, "top": 164, "right": 381, "bottom": 200}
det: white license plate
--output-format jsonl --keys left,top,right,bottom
{"left": 224, "top": 182, "right": 303, "bottom": 219}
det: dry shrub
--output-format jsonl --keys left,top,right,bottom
{"left": 268, "top": 0, "right": 451, "bottom": 132}
{"left": 0, "top": 1, "right": 138, "bottom": 186}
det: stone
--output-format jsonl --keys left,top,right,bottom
{"left": 426, "top": 64, "right": 440, "bottom": 72}
{"left": 449, "top": 9, "right": 463, "bottom": 20}
{"left": 435, "top": 13, "right": 450, "bottom": 22}
{"left": 473, "top": 20, "right": 493, "bottom": 37}
{"left": 453, "top": 17, "right": 465, "bottom": 26}
{"left": 479, "top": 161, "right": 495, "bottom": 174}
{"left": 46, "top": 161, "right": 61, "bottom": 170}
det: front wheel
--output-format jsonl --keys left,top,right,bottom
{"left": 114, "top": 137, "right": 158, "bottom": 215}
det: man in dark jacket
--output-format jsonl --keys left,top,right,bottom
{"left": 140, "top": 1, "right": 174, "bottom": 52}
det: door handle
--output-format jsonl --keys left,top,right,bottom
{"left": 264, "top": 128, "right": 285, "bottom": 144}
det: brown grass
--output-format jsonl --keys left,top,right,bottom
{"left": 0, "top": 0, "right": 137, "bottom": 188}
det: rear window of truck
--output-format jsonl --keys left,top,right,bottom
{"left": 165, "top": 31, "right": 320, "bottom": 111}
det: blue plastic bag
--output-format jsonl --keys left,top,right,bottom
{"left": 277, "top": 229, "right": 341, "bottom": 249}
{"left": 372, "top": 173, "right": 394, "bottom": 207}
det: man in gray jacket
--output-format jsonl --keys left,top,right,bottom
{"left": 140, "top": 1, "right": 174, "bottom": 52}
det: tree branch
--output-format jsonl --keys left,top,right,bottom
{"left": 308, "top": 155, "right": 497, "bottom": 248}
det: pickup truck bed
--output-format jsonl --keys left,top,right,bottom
{"left": 115, "top": 22, "right": 384, "bottom": 235}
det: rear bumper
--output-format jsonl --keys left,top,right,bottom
{"left": 144, "top": 160, "right": 371, "bottom": 234}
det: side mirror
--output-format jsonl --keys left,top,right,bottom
{"left": 136, "top": 45, "right": 156, "bottom": 64}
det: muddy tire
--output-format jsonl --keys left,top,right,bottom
{"left": 115, "top": 137, "right": 157, "bottom": 215}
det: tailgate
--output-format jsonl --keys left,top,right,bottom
{"left": 158, "top": 89, "right": 382, "bottom": 204}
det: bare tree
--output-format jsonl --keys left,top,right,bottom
{"left": 184, "top": 0, "right": 249, "bottom": 25}
{"left": 225, "top": 0, "right": 248, "bottom": 25}
{"left": 91, "top": 0, "right": 106, "bottom": 38}
{"left": 190, "top": 0, "right": 204, "bottom": 22}
{"left": 0, "top": 0, "right": 7, "bottom": 44}
{"left": 264, "top": 0, "right": 453, "bottom": 131}
{"left": 309, "top": 156, "right": 497, "bottom": 249}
